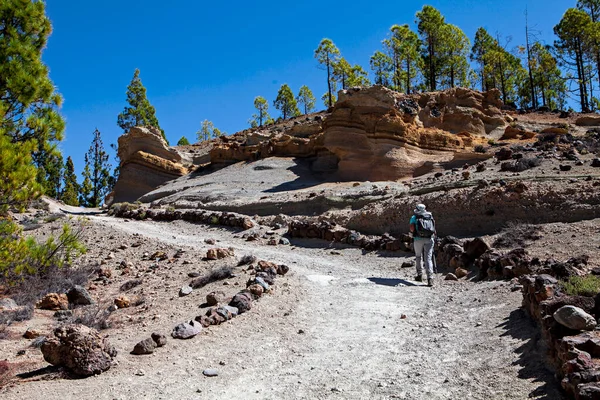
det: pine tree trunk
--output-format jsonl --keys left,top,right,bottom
{"left": 406, "top": 57, "right": 411, "bottom": 94}
{"left": 326, "top": 54, "right": 332, "bottom": 108}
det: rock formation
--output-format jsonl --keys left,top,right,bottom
{"left": 109, "top": 126, "right": 190, "bottom": 204}
{"left": 40, "top": 324, "right": 117, "bottom": 376}
{"left": 110, "top": 87, "right": 508, "bottom": 202}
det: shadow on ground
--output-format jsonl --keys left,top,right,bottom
{"left": 367, "top": 277, "right": 421, "bottom": 287}
{"left": 498, "top": 308, "right": 565, "bottom": 399}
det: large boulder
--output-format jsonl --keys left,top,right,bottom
{"left": 40, "top": 325, "right": 117, "bottom": 376}
{"left": 554, "top": 305, "right": 597, "bottom": 331}
{"left": 109, "top": 126, "right": 190, "bottom": 204}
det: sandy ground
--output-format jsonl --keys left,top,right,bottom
{"left": 1, "top": 215, "right": 564, "bottom": 400}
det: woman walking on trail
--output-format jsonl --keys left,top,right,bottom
{"left": 409, "top": 203, "right": 436, "bottom": 287}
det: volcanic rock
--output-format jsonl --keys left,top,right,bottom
{"left": 40, "top": 325, "right": 117, "bottom": 376}
{"left": 36, "top": 293, "right": 68, "bottom": 311}
{"left": 553, "top": 306, "right": 597, "bottom": 331}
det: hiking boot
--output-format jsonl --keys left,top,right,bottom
{"left": 414, "top": 275, "right": 423, "bottom": 282}
{"left": 427, "top": 278, "right": 434, "bottom": 287}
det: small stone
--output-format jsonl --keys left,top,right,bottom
{"left": 24, "top": 328, "right": 41, "bottom": 339}
{"left": 203, "top": 368, "right": 219, "bottom": 377}
{"left": 401, "top": 261, "right": 414, "bottom": 269}
{"left": 151, "top": 332, "right": 167, "bottom": 347}
{"left": 172, "top": 320, "right": 202, "bottom": 339}
{"left": 67, "top": 285, "right": 94, "bottom": 306}
{"left": 445, "top": 273, "right": 458, "bottom": 281}
{"left": 107, "top": 305, "right": 118, "bottom": 312}
{"left": 106, "top": 252, "right": 115, "bottom": 260}
{"left": 179, "top": 285, "right": 193, "bottom": 297}
{"left": 204, "top": 238, "right": 216, "bottom": 245}
{"left": 206, "top": 291, "right": 225, "bottom": 306}
{"left": 279, "top": 238, "right": 291, "bottom": 245}
{"left": 114, "top": 296, "right": 131, "bottom": 309}
{"left": 188, "top": 272, "right": 200, "bottom": 278}
{"left": 254, "top": 277, "right": 270, "bottom": 291}
{"left": 455, "top": 268, "right": 468, "bottom": 279}
{"left": 36, "top": 293, "right": 68, "bottom": 310}
{"left": 248, "top": 284, "right": 264, "bottom": 298}
{"left": 400, "top": 314, "right": 407, "bottom": 319}
{"left": 150, "top": 251, "right": 168, "bottom": 261}
{"left": 131, "top": 338, "right": 157, "bottom": 355}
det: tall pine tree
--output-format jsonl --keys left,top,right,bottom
{"left": 117, "top": 69, "right": 167, "bottom": 143}
{"left": 0, "top": 0, "right": 65, "bottom": 198}
{"left": 315, "top": 39, "right": 341, "bottom": 107}
{"left": 61, "top": 156, "right": 79, "bottom": 206}
{"left": 79, "top": 129, "right": 111, "bottom": 208}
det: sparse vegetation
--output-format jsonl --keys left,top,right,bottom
{"left": 474, "top": 145, "right": 486, "bottom": 153}
{"left": 190, "top": 266, "right": 233, "bottom": 289}
{"left": 493, "top": 221, "right": 543, "bottom": 248}
{"left": 562, "top": 275, "right": 600, "bottom": 297}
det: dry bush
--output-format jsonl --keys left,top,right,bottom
{"left": 190, "top": 266, "right": 233, "bottom": 289}
{"left": 238, "top": 254, "right": 257, "bottom": 266}
{"left": 493, "top": 221, "right": 543, "bottom": 248}
{"left": 72, "top": 302, "right": 111, "bottom": 330}
{"left": 7, "top": 263, "right": 94, "bottom": 310}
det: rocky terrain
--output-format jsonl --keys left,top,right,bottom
{"left": 3, "top": 86, "right": 600, "bottom": 399}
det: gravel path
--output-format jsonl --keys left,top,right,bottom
{"left": 3, "top": 217, "right": 563, "bottom": 400}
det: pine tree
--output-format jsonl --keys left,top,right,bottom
{"left": 274, "top": 84, "right": 300, "bottom": 120}
{"left": 196, "top": 120, "right": 214, "bottom": 142}
{"left": 117, "top": 69, "right": 167, "bottom": 143}
{"left": 440, "top": 24, "right": 471, "bottom": 88}
{"left": 79, "top": 129, "right": 111, "bottom": 208}
{"left": 61, "top": 156, "right": 79, "bottom": 206}
{"left": 384, "top": 24, "right": 421, "bottom": 93}
{"left": 177, "top": 136, "right": 190, "bottom": 146}
{"left": 212, "top": 128, "right": 223, "bottom": 138}
{"left": 296, "top": 86, "right": 316, "bottom": 115}
{"left": 0, "top": 130, "right": 40, "bottom": 215}
{"left": 471, "top": 28, "right": 497, "bottom": 91}
{"left": 416, "top": 5, "right": 446, "bottom": 91}
{"left": 250, "top": 96, "right": 271, "bottom": 127}
{"left": 41, "top": 151, "right": 64, "bottom": 199}
{"left": 0, "top": 0, "right": 65, "bottom": 193}
{"left": 554, "top": 8, "right": 595, "bottom": 111}
{"left": 333, "top": 58, "right": 353, "bottom": 89}
{"left": 347, "top": 64, "right": 371, "bottom": 87}
{"left": 315, "top": 39, "right": 341, "bottom": 107}
{"left": 530, "top": 42, "right": 567, "bottom": 109}
{"left": 370, "top": 51, "right": 393, "bottom": 87}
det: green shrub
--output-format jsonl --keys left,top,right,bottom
{"left": 0, "top": 219, "right": 87, "bottom": 284}
{"left": 562, "top": 275, "right": 600, "bottom": 297}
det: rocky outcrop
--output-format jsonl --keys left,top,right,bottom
{"left": 212, "top": 86, "right": 502, "bottom": 181}
{"left": 110, "top": 88, "right": 506, "bottom": 202}
{"left": 109, "top": 126, "right": 190, "bottom": 204}
{"left": 40, "top": 324, "right": 117, "bottom": 376}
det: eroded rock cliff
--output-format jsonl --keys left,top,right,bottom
{"left": 109, "top": 126, "right": 190, "bottom": 204}
{"left": 110, "top": 86, "right": 508, "bottom": 202}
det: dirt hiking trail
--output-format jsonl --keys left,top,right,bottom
{"left": 4, "top": 217, "right": 563, "bottom": 400}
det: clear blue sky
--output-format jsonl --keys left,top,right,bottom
{"left": 42, "top": 0, "right": 575, "bottom": 175}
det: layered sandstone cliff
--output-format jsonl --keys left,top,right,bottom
{"left": 109, "top": 126, "right": 190, "bottom": 204}
{"left": 110, "top": 86, "right": 508, "bottom": 202}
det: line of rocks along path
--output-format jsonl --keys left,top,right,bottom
{"left": 7, "top": 216, "right": 563, "bottom": 400}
